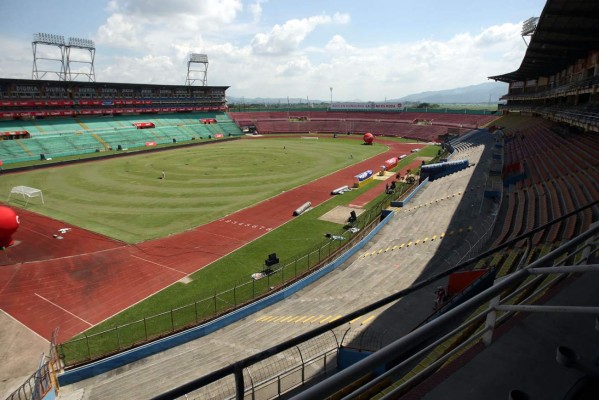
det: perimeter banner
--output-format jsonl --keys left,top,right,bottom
{"left": 384, "top": 157, "right": 398, "bottom": 170}
{"left": 355, "top": 170, "right": 373, "bottom": 182}
{"left": 330, "top": 102, "right": 403, "bottom": 111}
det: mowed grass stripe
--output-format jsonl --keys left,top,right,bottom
{"left": 64, "top": 142, "right": 439, "bottom": 352}
{"left": 0, "top": 138, "right": 384, "bottom": 243}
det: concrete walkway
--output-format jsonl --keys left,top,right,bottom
{"left": 416, "top": 272, "right": 599, "bottom": 400}
{"left": 0, "top": 311, "right": 49, "bottom": 399}
{"left": 58, "top": 131, "right": 500, "bottom": 399}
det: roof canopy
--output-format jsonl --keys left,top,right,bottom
{"left": 489, "top": 0, "right": 599, "bottom": 83}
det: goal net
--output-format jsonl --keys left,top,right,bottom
{"left": 8, "top": 186, "right": 45, "bottom": 206}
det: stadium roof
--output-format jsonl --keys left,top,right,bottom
{"left": 0, "top": 77, "right": 229, "bottom": 91}
{"left": 489, "top": 0, "right": 599, "bottom": 83}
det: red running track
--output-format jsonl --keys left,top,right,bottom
{"left": 0, "top": 139, "right": 423, "bottom": 342}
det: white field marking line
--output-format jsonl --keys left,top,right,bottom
{"left": 0, "top": 309, "right": 49, "bottom": 343}
{"left": 0, "top": 266, "right": 20, "bottom": 295}
{"left": 35, "top": 293, "right": 92, "bottom": 327}
{"left": 19, "top": 245, "right": 128, "bottom": 266}
{"left": 130, "top": 254, "right": 188, "bottom": 276}
{"left": 20, "top": 225, "right": 126, "bottom": 247}
{"left": 205, "top": 233, "right": 248, "bottom": 242}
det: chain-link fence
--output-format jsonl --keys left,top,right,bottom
{"left": 57, "top": 181, "right": 417, "bottom": 367}
{"left": 7, "top": 330, "right": 60, "bottom": 400}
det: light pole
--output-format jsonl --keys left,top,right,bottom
{"left": 330, "top": 87, "right": 333, "bottom": 106}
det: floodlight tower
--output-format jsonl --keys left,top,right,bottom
{"left": 66, "top": 37, "right": 96, "bottom": 82}
{"left": 185, "top": 53, "right": 209, "bottom": 86}
{"left": 521, "top": 17, "right": 539, "bottom": 47}
{"left": 32, "top": 33, "right": 67, "bottom": 80}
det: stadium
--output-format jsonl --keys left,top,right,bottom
{"left": 1, "top": 0, "right": 598, "bottom": 399}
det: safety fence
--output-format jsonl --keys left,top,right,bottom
{"left": 6, "top": 330, "right": 60, "bottom": 400}
{"left": 149, "top": 209, "right": 599, "bottom": 400}
{"left": 57, "top": 180, "right": 417, "bottom": 368}
{"left": 294, "top": 223, "right": 599, "bottom": 400}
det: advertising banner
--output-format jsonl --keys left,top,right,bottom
{"left": 355, "top": 170, "right": 373, "bottom": 182}
{"left": 384, "top": 157, "right": 398, "bottom": 170}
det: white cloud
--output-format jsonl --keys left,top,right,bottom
{"left": 96, "top": 0, "right": 243, "bottom": 50}
{"left": 275, "top": 56, "right": 313, "bottom": 77}
{"left": 0, "top": 37, "right": 33, "bottom": 79}
{"left": 96, "top": 13, "right": 142, "bottom": 49}
{"left": 0, "top": 4, "right": 526, "bottom": 102}
{"left": 332, "top": 12, "right": 351, "bottom": 24}
{"left": 91, "top": 20, "right": 526, "bottom": 99}
{"left": 110, "top": 0, "right": 242, "bottom": 24}
{"left": 473, "top": 23, "right": 522, "bottom": 48}
{"left": 251, "top": 14, "right": 350, "bottom": 56}
{"left": 100, "top": 54, "right": 178, "bottom": 84}
{"left": 325, "top": 35, "right": 354, "bottom": 54}
{"left": 248, "top": 0, "right": 267, "bottom": 22}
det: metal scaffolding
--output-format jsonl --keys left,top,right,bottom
{"left": 32, "top": 33, "right": 96, "bottom": 81}
{"left": 185, "top": 53, "right": 209, "bottom": 86}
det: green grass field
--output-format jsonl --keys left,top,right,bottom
{"left": 1, "top": 137, "right": 384, "bottom": 243}
{"left": 82, "top": 146, "right": 439, "bottom": 332}
{"left": 8, "top": 135, "right": 441, "bottom": 363}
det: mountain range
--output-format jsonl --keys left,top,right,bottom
{"left": 227, "top": 81, "right": 508, "bottom": 105}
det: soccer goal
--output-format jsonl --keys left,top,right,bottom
{"left": 7, "top": 186, "right": 45, "bottom": 206}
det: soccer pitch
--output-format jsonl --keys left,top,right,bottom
{"left": 0, "top": 137, "right": 385, "bottom": 243}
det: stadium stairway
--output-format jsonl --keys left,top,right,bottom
{"left": 56, "top": 129, "right": 502, "bottom": 399}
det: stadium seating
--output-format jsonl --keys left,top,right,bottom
{"left": 491, "top": 117, "right": 598, "bottom": 248}
{"left": 0, "top": 113, "right": 243, "bottom": 164}
{"left": 227, "top": 111, "right": 497, "bottom": 141}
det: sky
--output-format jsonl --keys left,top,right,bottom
{"left": 0, "top": 0, "right": 547, "bottom": 101}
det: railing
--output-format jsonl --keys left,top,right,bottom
{"left": 294, "top": 223, "right": 599, "bottom": 400}
{"left": 500, "top": 75, "right": 599, "bottom": 101}
{"left": 150, "top": 202, "right": 598, "bottom": 400}
{"left": 6, "top": 361, "right": 55, "bottom": 400}
{"left": 57, "top": 182, "right": 415, "bottom": 367}
{"left": 6, "top": 330, "right": 60, "bottom": 400}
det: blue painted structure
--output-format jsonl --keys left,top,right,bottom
{"left": 338, "top": 349, "right": 385, "bottom": 376}
{"left": 420, "top": 159, "right": 469, "bottom": 181}
{"left": 391, "top": 177, "right": 429, "bottom": 207}
{"left": 59, "top": 211, "right": 396, "bottom": 385}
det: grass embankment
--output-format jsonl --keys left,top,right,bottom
{"left": 34, "top": 137, "right": 440, "bottom": 364}
{"left": 0, "top": 137, "right": 384, "bottom": 243}
{"left": 82, "top": 142, "right": 441, "bottom": 332}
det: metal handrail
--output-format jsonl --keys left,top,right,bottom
{"left": 151, "top": 202, "right": 598, "bottom": 400}
{"left": 292, "top": 224, "right": 599, "bottom": 400}
{"left": 370, "top": 244, "right": 597, "bottom": 399}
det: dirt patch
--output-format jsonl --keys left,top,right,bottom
{"left": 373, "top": 171, "right": 396, "bottom": 181}
{"left": 319, "top": 205, "right": 366, "bottom": 224}
{"left": 415, "top": 156, "right": 434, "bottom": 161}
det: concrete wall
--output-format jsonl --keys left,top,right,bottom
{"left": 391, "top": 177, "right": 429, "bottom": 208}
{"left": 59, "top": 210, "right": 396, "bottom": 386}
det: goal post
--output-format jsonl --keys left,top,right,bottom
{"left": 7, "top": 186, "right": 45, "bottom": 206}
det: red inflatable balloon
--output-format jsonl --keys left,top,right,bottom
{"left": 363, "top": 132, "right": 374, "bottom": 144}
{"left": 0, "top": 206, "right": 19, "bottom": 247}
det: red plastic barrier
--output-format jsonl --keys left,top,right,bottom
{"left": 133, "top": 122, "right": 155, "bottom": 129}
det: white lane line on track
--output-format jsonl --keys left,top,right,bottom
{"left": 35, "top": 293, "right": 93, "bottom": 326}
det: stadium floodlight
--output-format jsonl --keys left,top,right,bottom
{"left": 68, "top": 37, "right": 95, "bottom": 49}
{"left": 186, "top": 53, "right": 209, "bottom": 86}
{"left": 521, "top": 17, "right": 539, "bottom": 36}
{"left": 32, "top": 33, "right": 67, "bottom": 80}
{"left": 65, "top": 37, "right": 96, "bottom": 81}
{"left": 190, "top": 53, "right": 208, "bottom": 63}
{"left": 521, "top": 17, "right": 539, "bottom": 47}
{"left": 34, "top": 32, "right": 65, "bottom": 46}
